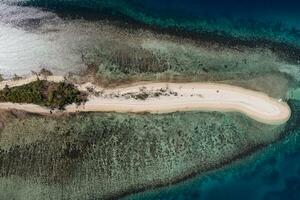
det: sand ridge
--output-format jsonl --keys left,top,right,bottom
{"left": 0, "top": 75, "right": 291, "bottom": 125}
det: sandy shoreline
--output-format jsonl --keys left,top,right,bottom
{"left": 0, "top": 75, "right": 291, "bottom": 125}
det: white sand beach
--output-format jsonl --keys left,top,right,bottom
{"left": 0, "top": 76, "right": 291, "bottom": 125}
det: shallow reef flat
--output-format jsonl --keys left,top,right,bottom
{"left": 126, "top": 100, "right": 300, "bottom": 200}
{"left": 0, "top": 109, "right": 290, "bottom": 199}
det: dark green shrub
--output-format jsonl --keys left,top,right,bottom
{"left": 0, "top": 80, "right": 87, "bottom": 110}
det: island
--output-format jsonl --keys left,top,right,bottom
{"left": 0, "top": 75, "right": 291, "bottom": 125}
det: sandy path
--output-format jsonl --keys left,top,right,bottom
{"left": 0, "top": 76, "right": 291, "bottom": 125}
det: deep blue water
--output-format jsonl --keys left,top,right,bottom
{"left": 22, "top": 0, "right": 300, "bottom": 46}
{"left": 129, "top": 0, "right": 300, "bottom": 46}
{"left": 130, "top": 0, "right": 300, "bottom": 19}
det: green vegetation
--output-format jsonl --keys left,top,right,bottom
{"left": 0, "top": 80, "right": 87, "bottom": 109}
{"left": 121, "top": 88, "right": 178, "bottom": 100}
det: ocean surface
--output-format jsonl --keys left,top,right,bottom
{"left": 1, "top": 0, "right": 300, "bottom": 77}
{"left": 19, "top": 0, "right": 300, "bottom": 46}
{"left": 1, "top": 1, "right": 300, "bottom": 199}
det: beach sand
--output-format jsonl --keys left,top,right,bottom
{"left": 0, "top": 76, "right": 291, "bottom": 125}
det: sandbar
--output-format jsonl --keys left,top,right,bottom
{"left": 0, "top": 76, "right": 291, "bottom": 125}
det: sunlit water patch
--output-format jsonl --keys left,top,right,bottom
{"left": 0, "top": 1, "right": 85, "bottom": 77}
{"left": 0, "top": 23, "right": 77, "bottom": 77}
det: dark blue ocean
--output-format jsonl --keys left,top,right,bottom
{"left": 22, "top": 0, "right": 300, "bottom": 46}
{"left": 129, "top": 0, "right": 300, "bottom": 46}
{"left": 130, "top": 0, "right": 300, "bottom": 20}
